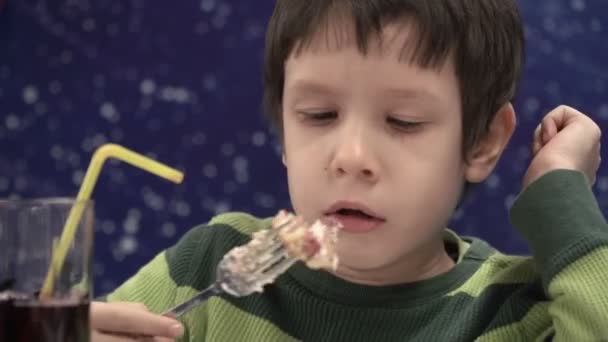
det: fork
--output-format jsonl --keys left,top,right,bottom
{"left": 162, "top": 219, "right": 298, "bottom": 318}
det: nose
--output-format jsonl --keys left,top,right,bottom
{"left": 328, "top": 122, "right": 380, "bottom": 183}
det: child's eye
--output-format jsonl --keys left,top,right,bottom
{"left": 297, "top": 111, "right": 338, "bottom": 124}
{"left": 386, "top": 116, "right": 423, "bottom": 133}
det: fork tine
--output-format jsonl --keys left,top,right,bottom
{"left": 262, "top": 255, "right": 297, "bottom": 278}
{"left": 255, "top": 247, "right": 290, "bottom": 273}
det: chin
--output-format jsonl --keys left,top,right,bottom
{"left": 337, "top": 246, "right": 396, "bottom": 271}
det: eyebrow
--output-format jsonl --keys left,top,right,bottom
{"left": 382, "top": 87, "right": 441, "bottom": 103}
{"left": 287, "top": 79, "right": 441, "bottom": 104}
{"left": 285, "top": 80, "right": 341, "bottom": 98}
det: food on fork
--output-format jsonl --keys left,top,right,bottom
{"left": 271, "top": 210, "right": 341, "bottom": 270}
{"left": 159, "top": 210, "right": 343, "bottom": 317}
{"left": 215, "top": 210, "right": 341, "bottom": 296}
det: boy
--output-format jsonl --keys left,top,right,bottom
{"left": 91, "top": 0, "right": 605, "bottom": 341}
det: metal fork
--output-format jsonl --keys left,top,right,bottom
{"left": 162, "top": 219, "right": 298, "bottom": 318}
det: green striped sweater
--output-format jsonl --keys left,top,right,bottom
{"left": 106, "top": 170, "right": 608, "bottom": 341}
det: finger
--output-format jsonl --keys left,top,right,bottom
{"left": 533, "top": 124, "right": 543, "bottom": 155}
{"left": 541, "top": 116, "right": 558, "bottom": 145}
{"left": 550, "top": 105, "right": 584, "bottom": 129}
{"left": 117, "top": 302, "right": 150, "bottom": 312}
{"left": 92, "top": 302, "right": 184, "bottom": 338}
{"left": 94, "top": 331, "right": 169, "bottom": 342}
{"left": 92, "top": 330, "right": 137, "bottom": 342}
{"left": 532, "top": 138, "right": 542, "bottom": 156}
{"left": 123, "top": 334, "right": 173, "bottom": 342}
{"left": 154, "top": 338, "right": 175, "bottom": 342}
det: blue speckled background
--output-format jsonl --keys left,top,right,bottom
{"left": 0, "top": 0, "right": 606, "bottom": 295}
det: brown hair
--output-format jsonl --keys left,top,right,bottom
{"left": 263, "top": 0, "right": 525, "bottom": 156}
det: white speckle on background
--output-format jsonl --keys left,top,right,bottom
{"left": 571, "top": 0, "right": 586, "bottom": 12}
{"left": 200, "top": 0, "right": 216, "bottom": 13}
{"left": 123, "top": 208, "right": 142, "bottom": 234}
{"left": 5, "top": 114, "right": 20, "bottom": 130}
{"left": 211, "top": 3, "right": 231, "bottom": 29}
{"left": 598, "top": 177, "right": 608, "bottom": 192}
{"left": 23, "top": 86, "right": 39, "bottom": 104}
{"left": 504, "top": 194, "right": 518, "bottom": 210}
{"left": 214, "top": 201, "right": 230, "bottom": 214}
{"left": 590, "top": 19, "right": 601, "bottom": 32}
{"left": 67, "top": 151, "right": 81, "bottom": 167}
{"left": 140, "top": 79, "right": 156, "bottom": 95}
{"left": 252, "top": 131, "right": 266, "bottom": 146}
{"left": 119, "top": 236, "right": 137, "bottom": 255}
{"left": 202, "top": 74, "right": 217, "bottom": 91}
{"left": 191, "top": 132, "right": 206, "bottom": 145}
{"left": 50, "top": 145, "right": 64, "bottom": 160}
{"left": 203, "top": 163, "right": 218, "bottom": 178}
{"left": 254, "top": 192, "right": 276, "bottom": 209}
{"left": 174, "top": 88, "right": 191, "bottom": 103}
{"left": 173, "top": 200, "right": 191, "bottom": 217}
{"left": 221, "top": 143, "right": 235, "bottom": 156}
{"left": 83, "top": 18, "right": 96, "bottom": 32}
{"left": 100, "top": 102, "right": 120, "bottom": 123}
{"left": 102, "top": 220, "right": 116, "bottom": 235}
{"left": 233, "top": 155, "right": 249, "bottom": 184}
{"left": 160, "top": 87, "right": 175, "bottom": 101}
{"left": 598, "top": 104, "right": 608, "bottom": 120}
{"left": 543, "top": 18, "right": 556, "bottom": 33}
{"left": 142, "top": 187, "right": 166, "bottom": 211}
{"left": 91, "top": 134, "right": 108, "bottom": 148}
{"left": 485, "top": 174, "right": 501, "bottom": 190}
{"left": 72, "top": 169, "right": 84, "bottom": 185}
{"left": 525, "top": 96, "right": 540, "bottom": 113}
{"left": 161, "top": 222, "right": 177, "bottom": 237}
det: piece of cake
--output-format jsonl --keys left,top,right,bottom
{"left": 218, "top": 210, "right": 341, "bottom": 296}
{"left": 272, "top": 210, "right": 340, "bottom": 270}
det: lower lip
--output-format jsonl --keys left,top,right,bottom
{"left": 325, "top": 214, "right": 385, "bottom": 233}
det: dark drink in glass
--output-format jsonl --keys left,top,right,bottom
{"left": 0, "top": 292, "right": 90, "bottom": 341}
{"left": 0, "top": 198, "right": 94, "bottom": 342}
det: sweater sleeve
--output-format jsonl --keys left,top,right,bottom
{"left": 510, "top": 169, "right": 608, "bottom": 341}
{"left": 104, "top": 223, "right": 208, "bottom": 312}
{"left": 103, "top": 224, "right": 213, "bottom": 341}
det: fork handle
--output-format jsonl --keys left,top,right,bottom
{"left": 162, "top": 283, "right": 221, "bottom": 318}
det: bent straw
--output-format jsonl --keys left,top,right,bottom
{"left": 40, "top": 143, "right": 184, "bottom": 298}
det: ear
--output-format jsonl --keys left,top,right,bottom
{"left": 464, "top": 103, "right": 516, "bottom": 183}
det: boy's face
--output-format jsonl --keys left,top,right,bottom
{"left": 281, "top": 23, "right": 475, "bottom": 282}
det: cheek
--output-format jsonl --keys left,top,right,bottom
{"left": 393, "top": 126, "right": 465, "bottom": 219}
{"left": 283, "top": 135, "right": 325, "bottom": 219}
{"left": 286, "top": 167, "right": 322, "bottom": 222}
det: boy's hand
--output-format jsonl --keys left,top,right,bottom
{"left": 91, "top": 301, "right": 184, "bottom": 342}
{"left": 523, "top": 105, "right": 602, "bottom": 189}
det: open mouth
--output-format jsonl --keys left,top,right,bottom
{"left": 334, "top": 208, "right": 376, "bottom": 219}
{"left": 325, "top": 203, "right": 386, "bottom": 233}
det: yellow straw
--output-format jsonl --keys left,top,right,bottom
{"left": 40, "top": 143, "right": 184, "bottom": 298}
